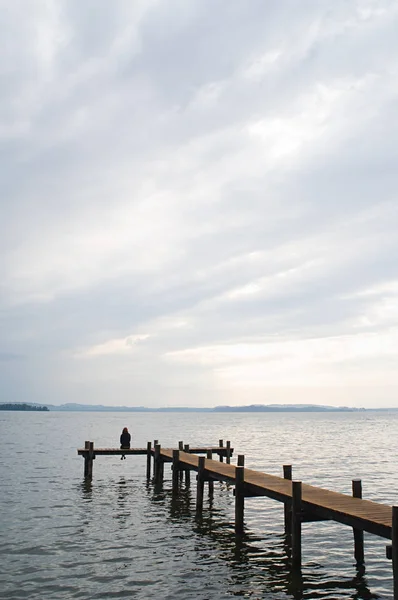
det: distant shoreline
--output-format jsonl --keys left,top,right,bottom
{"left": 0, "top": 403, "right": 49, "bottom": 411}
{"left": 1, "top": 402, "right": 395, "bottom": 412}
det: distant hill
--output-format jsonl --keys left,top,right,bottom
{"left": 213, "top": 404, "right": 365, "bottom": 412}
{"left": 0, "top": 402, "right": 368, "bottom": 412}
{"left": 46, "top": 403, "right": 213, "bottom": 412}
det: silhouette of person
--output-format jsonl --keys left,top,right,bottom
{"left": 120, "top": 427, "right": 131, "bottom": 460}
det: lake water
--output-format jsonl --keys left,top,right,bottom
{"left": 1, "top": 410, "right": 397, "bottom": 599}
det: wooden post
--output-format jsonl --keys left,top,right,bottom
{"left": 226, "top": 440, "right": 231, "bottom": 464}
{"left": 352, "top": 479, "right": 365, "bottom": 566}
{"left": 160, "top": 452, "right": 164, "bottom": 481}
{"left": 219, "top": 439, "right": 224, "bottom": 462}
{"left": 196, "top": 456, "right": 205, "bottom": 514}
{"left": 207, "top": 449, "right": 214, "bottom": 497}
{"left": 154, "top": 443, "right": 161, "bottom": 483}
{"left": 235, "top": 465, "right": 245, "bottom": 534}
{"left": 284, "top": 465, "right": 292, "bottom": 536}
{"left": 392, "top": 506, "right": 398, "bottom": 599}
{"left": 291, "top": 481, "right": 302, "bottom": 570}
{"left": 172, "top": 450, "right": 180, "bottom": 495}
{"left": 86, "top": 441, "right": 94, "bottom": 479}
{"left": 237, "top": 454, "right": 245, "bottom": 467}
{"left": 146, "top": 442, "right": 151, "bottom": 479}
{"left": 184, "top": 443, "right": 190, "bottom": 486}
{"left": 179, "top": 440, "right": 184, "bottom": 481}
{"left": 153, "top": 439, "right": 158, "bottom": 474}
{"left": 84, "top": 441, "right": 90, "bottom": 477}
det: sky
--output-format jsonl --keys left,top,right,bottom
{"left": 1, "top": 0, "right": 398, "bottom": 408}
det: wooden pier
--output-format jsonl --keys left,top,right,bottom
{"left": 78, "top": 440, "right": 398, "bottom": 597}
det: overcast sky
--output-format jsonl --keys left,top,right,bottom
{"left": 1, "top": 0, "right": 398, "bottom": 408}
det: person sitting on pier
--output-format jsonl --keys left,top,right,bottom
{"left": 120, "top": 427, "right": 131, "bottom": 460}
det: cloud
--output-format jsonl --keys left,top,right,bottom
{"left": 1, "top": 0, "right": 397, "bottom": 406}
{"left": 79, "top": 333, "right": 151, "bottom": 357}
{"left": 0, "top": 352, "right": 25, "bottom": 362}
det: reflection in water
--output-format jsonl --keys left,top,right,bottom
{"left": 148, "top": 478, "right": 166, "bottom": 502}
{"left": 115, "top": 477, "right": 132, "bottom": 526}
{"left": 78, "top": 476, "right": 137, "bottom": 528}
{"left": 75, "top": 478, "right": 94, "bottom": 536}
{"left": 79, "top": 477, "right": 93, "bottom": 501}
{"left": 3, "top": 411, "right": 396, "bottom": 600}
{"left": 146, "top": 478, "right": 375, "bottom": 600}
{"left": 170, "top": 488, "right": 193, "bottom": 520}
{"left": 75, "top": 473, "right": 378, "bottom": 599}
{"left": 117, "top": 476, "right": 128, "bottom": 501}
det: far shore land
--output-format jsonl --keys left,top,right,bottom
{"left": 1, "top": 402, "right": 395, "bottom": 412}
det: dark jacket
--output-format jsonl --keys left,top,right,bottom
{"left": 120, "top": 431, "right": 131, "bottom": 448}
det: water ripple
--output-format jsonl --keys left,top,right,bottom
{"left": 1, "top": 411, "right": 397, "bottom": 599}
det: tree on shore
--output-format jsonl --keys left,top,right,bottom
{"left": 0, "top": 403, "right": 49, "bottom": 411}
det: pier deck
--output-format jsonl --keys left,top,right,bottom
{"left": 161, "top": 449, "right": 392, "bottom": 539}
{"left": 77, "top": 446, "right": 233, "bottom": 457}
{"left": 77, "top": 440, "right": 398, "bottom": 597}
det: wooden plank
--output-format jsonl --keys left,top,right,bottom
{"left": 77, "top": 446, "right": 233, "bottom": 456}
{"left": 186, "top": 447, "right": 234, "bottom": 456}
{"left": 78, "top": 448, "right": 149, "bottom": 455}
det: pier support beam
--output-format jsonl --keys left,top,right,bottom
{"left": 178, "top": 442, "right": 184, "bottom": 482}
{"left": 206, "top": 450, "right": 214, "bottom": 497}
{"left": 392, "top": 506, "right": 398, "bottom": 599}
{"left": 84, "top": 441, "right": 94, "bottom": 479}
{"left": 291, "top": 481, "right": 302, "bottom": 570}
{"left": 226, "top": 441, "right": 231, "bottom": 464}
{"left": 172, "top": 450, "right": 180, "bottom": 495}
{"left": 352, "top": 479, "right": 365, "bottom": 566}
{"left": 154, "top": 443, "right": 163, "bottom": 484}
{"left": 235, "top": 465, "right": 245, "bottom": 534}
{"left": 184, "top": 444, "right": 190, "bottom": 486}
{"left": 196, "top": 456, "right": 205, "bottom": 514}
{"left": 219, "top": 440, "right": 224, "bottom": 462}
{"left": 153, "top": 440, "right": 158, "bottom": 476}
{"left": 283, "top": 465, "right": 292, "bottom": 537}
{"left": 146, "top": 442, "right": 151, "bottom": 479}
{"left": 83, "top": 440, "right": 90, "bottom": 477}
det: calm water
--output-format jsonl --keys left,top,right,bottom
{"left": 1, "top": 410, "right": 397, "bottom": 599}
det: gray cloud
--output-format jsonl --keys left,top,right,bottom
{"left": 0, "top": 352, "right": 25, "bottom": 362}
{"left": 1, "top": 0, "right": 398, "bottom": 406}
